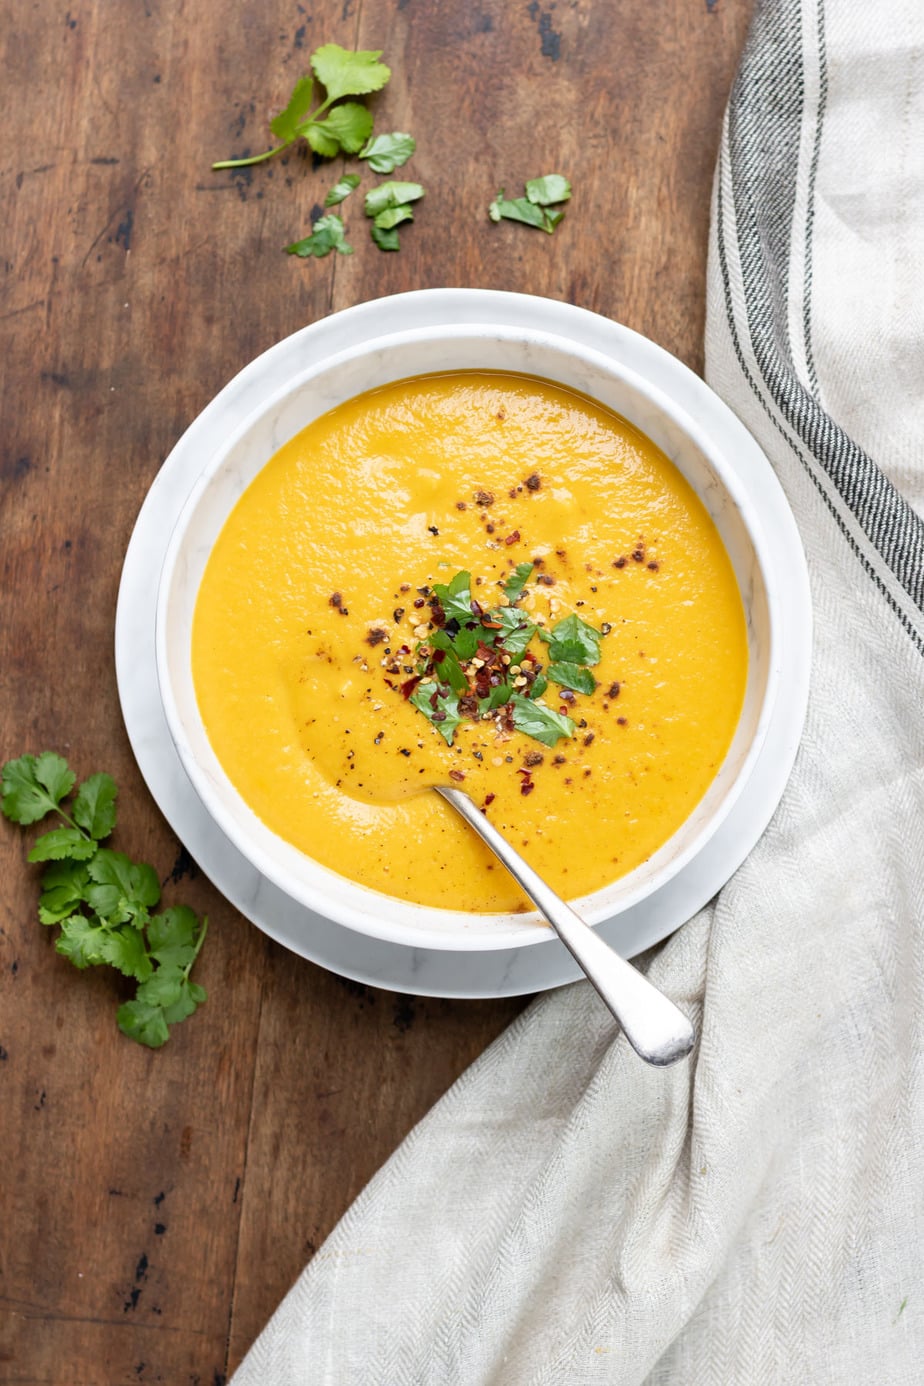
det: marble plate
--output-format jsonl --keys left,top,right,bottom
{"left": 115, "top": 290, "right": 811, "bottom": 998}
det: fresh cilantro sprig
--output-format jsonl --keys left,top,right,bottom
{"left": 398, "top": 563, "right": 604, "bottom": 750}
{"left": 212, "top": 45, "right": 391, "bottom": 169}
{"left": 2, "top": 753, "right": 207, "bottom": 1049}
{"left": 489, "top": 174, "right": 572, "bottom": 234}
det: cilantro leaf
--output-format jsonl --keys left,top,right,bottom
{"left": 510, "top": 694, "right": 576, "bottom": 748}
{"left": 310, "top": 101, "right": 374, "bottom": 155}
{"left": 286, "top": 214, "right": 353, "bottom": 259}
{"left": 479, "top": 682, "right": 513, "bottom": 713}
{"left": 548, "top": 662, "right": 597, "bottom": 695}
{"left": 56, "top": 915, "right": 109, "bottom": 969}
{"left": 116, "top": 1000, "right": 171, "bottom": 1049}
{"left": 39, "top": 860, "right": 91, "bottom": 924}
{"left": 28, "top": 826, "right": 97, "bottom": 863}
{"left": 310, "top": 44, "right": 391, "bottom": 101}
{"left": 364, "top": 181, "right": 425, "bottom": 218}
{"left": 374, "top": 204, "right": 415, "bottom": 230}
{"left": 431, "top": 570, "right": 473, "bottom": 624}
{"left": 98, "top": 926, "right": 153, "bottom": 983}
{"left": 502, "top": 562, "right": 533, "bottom": 603}
{"left": 1, "top": 752, "right": 75, "bottom": 825}
{"left": 359, "top": 131, "right": 416, "bottom": 172}
{"left": 147, "top": 906, "right": 200, "bottom": 970}
{"left": 73, "top": 772, "right": 117, "bottom": 841}
{"left": 489, "top": 605, "right": 536, "bottom": 658}
{"left": 371, "top": 223, "right": 400, "bottom": 251}
{"left": 452, "top": 626, "right": 480, "bottom": 661}
{"left": 528, "top": 671, "right": 549, "bottom": 699}
{"left": 85, "top": 850, "right": 160, "bottom": 925}
{"left": 545, "top": 613, "right": 603, "bottom": 665}
{"left": 525, "top": 174, "right": 572, "bottom": 206}
{"left": 324, "top": 172, "right": 361, "bottom": 206}
{"left": 410, "top": 685, "right": 462, "bottom": 745}
{"left": 269, "top": 74, "right": 315, "bottom": 143}
{"left": 488, "top": 193, "right": 550, "bottom": 231}
{"left": 427, "top": 636, "right": 469, "bottom": 694}
{"left": 489, "top": 187, "right": 565, "bottom": 234}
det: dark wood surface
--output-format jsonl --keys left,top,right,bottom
{"left": 0, "top": 2, "right": 752, "bottom": 1380}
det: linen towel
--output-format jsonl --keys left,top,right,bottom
{"left": 233, "top": 0, "right": 924, "bottom": 1379}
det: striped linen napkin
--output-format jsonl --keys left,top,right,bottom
{"left": 233, "top": 0, "right": 924, "bottom": 1379}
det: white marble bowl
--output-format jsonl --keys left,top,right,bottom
{"left": 156, "top": 295, "right": 782, "bottom": 952}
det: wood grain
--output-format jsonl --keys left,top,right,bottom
{"left": 0, "top": 0, "right": 752, "bottom": 1379}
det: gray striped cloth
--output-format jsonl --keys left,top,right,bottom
{"left": 233, "top": 1, "right": 924, "bottom": 1380}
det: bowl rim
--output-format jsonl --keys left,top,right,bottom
{"left": 155, "top": 302, "right": 784, "bottom": 952}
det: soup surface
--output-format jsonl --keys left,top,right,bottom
{"left": 192, "top": 372, "right": 747, "bottom": 912}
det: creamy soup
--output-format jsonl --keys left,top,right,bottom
{"left": 192, "top": 372, "right": 748, "bottom": 912}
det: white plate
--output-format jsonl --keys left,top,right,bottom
{"left": 115, "top": 290, "right": 811, "bottom": 998}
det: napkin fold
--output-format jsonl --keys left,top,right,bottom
{"left": 233, "top": 0, "right": 924, "bottom": 1379}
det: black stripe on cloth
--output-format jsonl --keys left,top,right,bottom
{"left": 715, "top": 174, "right": 924, "bottom": 660}
{"left": 722, "top": 0, "right": 924, "bottom": 619}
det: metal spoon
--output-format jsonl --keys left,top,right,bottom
{"left": 436, "top": 786, "right": 695, "bottom": 1067}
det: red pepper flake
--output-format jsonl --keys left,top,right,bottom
{"left": 520, "top": 780, "right": 535, "bottom": 796}
{"left": 456, "top": 500, "right": 468, "bottom": 511}
{"left": 632, "top": 549, "right": 645, "bottom": 563}
{"left": 583, "top": 732, "right": 595, "bottom": 746}
{"left": 537, "top": 573, "right": 555, "bottom": 586}
{"left": 486, "top": 523, "right": 495, "bottom": 534}
{"left": 613, "top": 556, "right": 627, "bottom": 569}
{"left": 474, "top": 489, "right": 494, "bottom": 507}
{"left": 399, "top": 583, "right": 411, "bottom": 592}
{"left": 617, "top": 716, "right": 628, "bottom": 726}
{"left": 559, "top": 689, "right": 575, "bottom": 703}
{"left": 400, "top": 675, "right": 421, "bottom": 699}
{"left": 413, "top": 597, "right": 426, "bottom": 609}
{"left": 504, "top": 530, "right": 520, "bottom": 546}
{"left": 449, "top": 769, "right": 465, "bottom": 782}
{"left": 483, "top": 793, "right": 496, "bottom": 808}
{"left": 525, "top": 472, "right": 541, "bottom": 491}
{"left": 365, "top": 627, "right": 387, "bottom": 647}
{"left": 553, "top": 754, "right": 566, "bottom": 765}
{"left": 647, "top": 561, "right": 659, "bottom": 571}
{"left": 328, "top": 592, "right": 343, "bottom": 608}
{"left": 607, "top": 681, "right": 621, "bottom": 699}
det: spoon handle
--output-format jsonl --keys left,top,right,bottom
{"left": 437, "top": 787, "right": 695, "bottom": 1067}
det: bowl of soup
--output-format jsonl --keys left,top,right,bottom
{"left": 155, "top": 295, "right": 781, "bottom": 950}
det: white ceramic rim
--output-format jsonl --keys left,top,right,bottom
{"left": 154, "top": 311, "right": 782, "bottom": 952}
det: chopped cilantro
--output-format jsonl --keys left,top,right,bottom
{"left": 548, "top": 662, "right": 597, "bottom": 695}
{"left": 392, "top": 563, "right": 608, "bottom": 755}
{"left": 324, "top": 173, "right": 361, "bottom": 206}
{"left": 364, "top": 180, "right": 425, "bottom": 218}
{"left": 502, "top": 561, "right": 534, "bottom": 603}
{"left": 359, "top": 131, "right": 416, "bottom": 172}
{"left": 286, "top": 213, "right": 353, "bottom": 259}
{"left": 489, "top": 174, "right": 571, "bottom": 234}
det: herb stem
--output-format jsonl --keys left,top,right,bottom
{"left": 212, "top": 145, "right": 288, "bottom": 170}
{"left": 184, "top": 916, "right": 209, "bottom": 976}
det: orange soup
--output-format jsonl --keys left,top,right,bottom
{"left": 192, "top": 372, "right": 747, "bottom": 911}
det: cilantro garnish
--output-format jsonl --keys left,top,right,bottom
{"left": 390, "top": 561, "right": 606, "bottom": 754}
{"left": 1, "top": 753, "right": 207, "bottom": 1048}
{"left": 212, "top": 45, "right": 391, "bottom": 169}
{"left": 489, "top": 173, "right": 571, "bottom": 234}
{"left": 285, "top": 213, "right": 353, "bottom": 259}
{"left": 509, "top": 694, "right": 576, "bottom": 747}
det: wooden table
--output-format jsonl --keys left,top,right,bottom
{"left": 0, "top": 2, "right": 751, "bottom": 1379}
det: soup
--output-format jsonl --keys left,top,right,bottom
{"left": 192, "top": 372, "right": 747, "bottom": 912}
